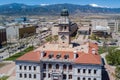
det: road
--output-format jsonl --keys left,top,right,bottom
{"left": 0, "top": 30, "right": 51, "bottom": 60}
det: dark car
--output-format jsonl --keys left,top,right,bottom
{"left": 109, "top": 43, "right": 116, "bottom": 45}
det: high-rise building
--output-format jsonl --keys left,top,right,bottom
{"left": 0, "top": 26, "right": 7, "bottom": 48}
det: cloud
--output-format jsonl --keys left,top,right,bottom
{"left": 89, "top": 3, "right": 109, "bottom": 8}
{"left": 89, "top": 3, "right": 101, "bottom": 7}
{"left": 40, "top": 4, "right": 49, "bottom": 6}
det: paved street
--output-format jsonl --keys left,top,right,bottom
{"left": 0, "top": 61, "right": 15, "bottom": 80}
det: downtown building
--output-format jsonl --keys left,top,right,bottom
{"left": 0, "top": 26, "right": 7, "bottom": 48}
{"left": 15, "top": 8, "right": 102, "bottom": 80}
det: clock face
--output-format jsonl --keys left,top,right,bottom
{"left": 61, "top": 35, "right": 66, "bottom": 40}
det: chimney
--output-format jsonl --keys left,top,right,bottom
{"left": 73, "top": 51, "right": 78, "bottom": 59}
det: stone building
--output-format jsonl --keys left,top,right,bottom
{"left": 15, "top": 8, "right": 102, "bottom": 80}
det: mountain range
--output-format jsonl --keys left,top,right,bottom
{"left": 0, "top": 3, "right": 120, "bottom": 15}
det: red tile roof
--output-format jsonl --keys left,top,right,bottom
{"left": 17, "top": 43, "right": 101, "bottom": 65}
{"left": 17, "top": 51, "right": 40, "bottom": 62}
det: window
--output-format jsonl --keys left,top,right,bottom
{"left": 56, "top": 64, "right": 59, "bottom": 69}
{"left": 88, "top": 78, "right": 91, "bottom": 80}
{"left": 43, "top": 73, "right": 46, "bottom": 78}
{"left": 69, "top": 65, "right": 72, "bottom": 70}
{"left": 19, "top": 65, "right": 22, "bottom": 70}
{"left": 48, "top": 73, "right": 50, "bottom": 78}
{"left": 88, "top": 69, "right": 91, "bottom": 74}
{"left": 64, "top": 26, "right": 67, "bottom": 30}
{"left": 64, "top": 54, "right": 69, "bottom": 59}
{"left": 43, "top": 63, "right": 46, "bottom": 69}
{"left": 78, "top": 69, "right": 80, "bottom": 73}
{"left": 24, "top": 66, "right": 27, "bottom": 70}
{"left": 94, "top": 70, "right": 97, "bottom": 74}
{"left": 69, "top": 75, "right": 72, "bottom": 79}
{"left": 34, "top": 74, "right": 36, "bottom": 79}
{"left": 34, "top": 66, "right": 36, "bottom": 70}
{"left": 83, "top": 69, "right": 86, "bottom": 73}
{"left": 49, "top": 53, "right": 54, "bottom": 59}
{"left": 56, "top": 54, "right": 61, "bottom": 59}
{"left": 63, "top": 64, "right": 67, "bottom": 70}
{"left": 48, "top": 64, "right": 52, "bottom": 69}
{"left": 63, "top": 74, "right": 66, "bottom": 79}
{"left": 29, "top": 74, "right": 31, "bottom": 78}
{"left": 24, "top": 74, "right": 27, "bottom": 78}
{"left": 77, "top": 77, "right": 80, "bottom": 80}
{"left": 83, "top": 77, "right": 85, "bottom": 80}
{"left": 29, "top": 66, "right": 31, "bottom": 70}
{"left": 19, "top": 73, "right": 22, "bottom": 78}
{"left": 93, "top": 78, "right": 96, "bottom": 80}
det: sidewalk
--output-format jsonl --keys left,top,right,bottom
{"left": 0, "top": 61, "right": 16, "bottom": 80}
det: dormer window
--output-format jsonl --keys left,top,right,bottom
{"left": 56, "top": 53, "right": 61, "bottom": 59}
{"left": 64, "top": 54, "right": 69, "bottom": 59}
{"left": 49, "top": 53, "right": 54, "bottom": 59}
{"left": 42, "top": 51, "right": 46, "bottom": 57}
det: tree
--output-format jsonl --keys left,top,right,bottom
{"left": 45, "top": 36, "right": 53, "bottom": 42}
{"left": 115, "top": 66, "right": 120, "bottom": 80}
{"left": 106, "top": 49, "right": 120, "bottom": 65}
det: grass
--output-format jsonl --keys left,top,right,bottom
{"left": 0, "top": 76, "right": 9, "bottom": 80}
{"left": 98, "top": 46, "right": 118, "bottom": 54}
{"left": 4, "top": 46, "right": 34, "bottom": 61}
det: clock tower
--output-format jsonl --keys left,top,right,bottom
{"left": 58, "top": 8, "right": 71, "bottom": 47}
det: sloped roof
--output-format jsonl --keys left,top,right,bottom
{"left": 16, "top": 43, "right": 102, "bottom": 65}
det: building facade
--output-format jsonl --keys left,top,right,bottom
{"left": 91, "top": 19, "right": 119, "bottom": 33}
{"left": 0, "top": 26, "right": 7, "bottom": 48}
{"left": 6, "top": 23, "right": 36, "bottom": 43}
{"left": 16, "top": 8, "right": 102, "bottom": 80}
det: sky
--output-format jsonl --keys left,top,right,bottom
{"left": 0, "top": 0, "right": 120, "bottom": 8}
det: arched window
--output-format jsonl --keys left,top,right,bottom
{"left": 63, "top": 64, "right": 67, "bottom": 70}
{"left": 56, "top": 64, "right": 59, "bottom": 69}
{"left": 88, "top": 78, "right": 91, "bottom": 80}
{"left": 29, "top": 74, "right": 31, "bottom": 78}
{"left": 34, "top": 74, "right": 36, "bottom": 79}
{"left": 48, "top": 64, "right": 52, "bottom": 69}
{"left": 69, "top": 65, "right": 72, "bottom": 70}
{"left": 43, "top": 63, "right": 46, "bottom": 69}
{"left": 19, "top": 73, "right": 22, "bottom": 78}
{"left": 93, "top": 78, "right": 96, "bottom": 80}
{"left": 83, "top": 77, "right": 85, "bottom": 80}
{"left": 24, "top": 74, "right": 27, "bottom": 78}
{"left": 77, "top": 77, "right": 80, "bottom": 80}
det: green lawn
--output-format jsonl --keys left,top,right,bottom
{"left": 0, "top": 76, "right": 9, "bottom": 80}
{"left": 4, "top": 46, "right": 34, "bottom": 61}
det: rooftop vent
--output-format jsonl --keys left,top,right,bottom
{"left": 64, "top": 54, "right": 69, "bottom": 59}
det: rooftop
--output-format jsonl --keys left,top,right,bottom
{"left": 17, "top": 42, "right": 102, "bottom": 65}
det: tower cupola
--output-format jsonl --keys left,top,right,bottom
{"left": 61, "top": 8, "right": 69, "bottom": 16}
